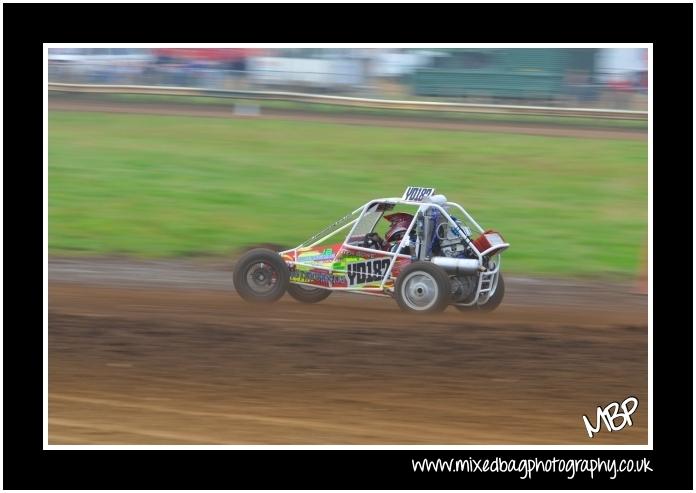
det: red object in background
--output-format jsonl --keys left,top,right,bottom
{"left": 473, "top": 230, "right": 508, "bottom": 256}
{"left": 152, "top": 48, "right": 265, "bottom": 62}
{"left": 608, "top": 79, "right": 633, "bottom": 91}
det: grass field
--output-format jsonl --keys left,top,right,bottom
{"left": 48, "top": 110, "right": 648, "bottom": 277}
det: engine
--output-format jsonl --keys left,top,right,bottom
{"left": 433, "top": 216, "right": 474, "bottom": 259}
{"left": 430, "top": 214, "right": 479, "bottom": 302}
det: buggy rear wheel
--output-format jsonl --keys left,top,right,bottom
{"left": 287, "top": 283, "right": 332, "bottom": 303}
{"left": 394, "top": 261, "right": 450, "bottom": 314}
{"left": 455, "top": 274, "right": 505, "bottom": 312}
{"left": 233, "top": 248, "right": 289, "bottom": 303}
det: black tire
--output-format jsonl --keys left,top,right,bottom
{"left": 287, "top": 283, "right": 332, "bottom": 303}
{"left": 455, "top": 274, "right": 505, "bottom": 312}
{"left": 233, "top": 248, "right": 289, "bottom": 303}
{"left": 394, "top": 261, "right": 450, "bottom": 313}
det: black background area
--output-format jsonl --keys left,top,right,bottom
{"left": 4, "top": 2, "right": 692, "bottom": 490}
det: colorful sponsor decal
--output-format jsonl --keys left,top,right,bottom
{"left": 338, "top": 247, "right": 383, "bottom": 259}
{"left": 346, "top": 258, "right": 391, "bottom": 286}
{"left": 286, "top": 242, "right": 412, "bottom": 291}
{"left": 297, "top": 247, "right": 336, "bottom": 262}
{"left": 290, "top": 267, "right": 346, "bottom": 287}
{"left": 332, "top": 248, "right": 383, "bottom": 272}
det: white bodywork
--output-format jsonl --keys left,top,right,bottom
{"left": 280, "top": 191, "right": 509, "bottom": 307}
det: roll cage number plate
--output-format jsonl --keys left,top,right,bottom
{"left": 402, "top": 186, "right": 435, "bottom": 201}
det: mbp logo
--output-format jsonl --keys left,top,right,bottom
{"left": 347, "top": 259, "right": 391, "bottom": 286}
{"left": 582, "top": 396, "right": 639, "bottom": 438}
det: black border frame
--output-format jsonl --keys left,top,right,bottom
{"left": 4, "top": 2, "right": 693, "bottom": 489}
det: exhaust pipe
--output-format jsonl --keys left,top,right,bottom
{"left": 431, "top": 257, "right": 481, "bottom": 275}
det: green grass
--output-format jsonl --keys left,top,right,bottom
{"left": 55, "top": 93, "right": 648, "bottom": 130}
{"left": 48, "top": 110, "right": 648, "bottom": 278}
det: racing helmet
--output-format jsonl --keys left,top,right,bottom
{"left": 384, "top": 213, "right": 414, "bottom": 244}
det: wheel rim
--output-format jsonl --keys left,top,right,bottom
{"left": 246, "top": 262, "right": 279, "bottom": 294}
{"left": 401, "top": 271, "right": 439, "bottom": 310}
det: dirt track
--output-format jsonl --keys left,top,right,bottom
{"left": 48, "top": 97, "right": 647, "bottom": 141}
{"left": 48, "top": 257, "right": 648, "bottom": 445}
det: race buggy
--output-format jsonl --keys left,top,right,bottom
{"left": 233, "top": 187, "right": 509, "bottom": 313}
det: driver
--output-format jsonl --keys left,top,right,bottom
{"left": 362, "top": 232, "right": 386, "bottom": 250}
{"left": 384, "top": 213, "right": 415, "bottom": 253}
{"left": 359, "top": 213, "right": 416, "bottom": 252}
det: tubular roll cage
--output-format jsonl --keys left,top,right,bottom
{"left": 279, "top": 197, "right": 508, "bottom": 306}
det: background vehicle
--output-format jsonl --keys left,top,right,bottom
{"left": 233, "top": 187, "right": 509, "bottom": 313}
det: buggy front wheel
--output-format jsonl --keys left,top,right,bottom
{"left": 233, "top": 248, "right": 289, "bottom": 303}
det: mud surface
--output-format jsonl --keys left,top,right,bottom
{"left": 48, "top": 97, "right": 647, "bottom": 141}
{"left": 48, "top": 257, "right": 648, "bottom": 445}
